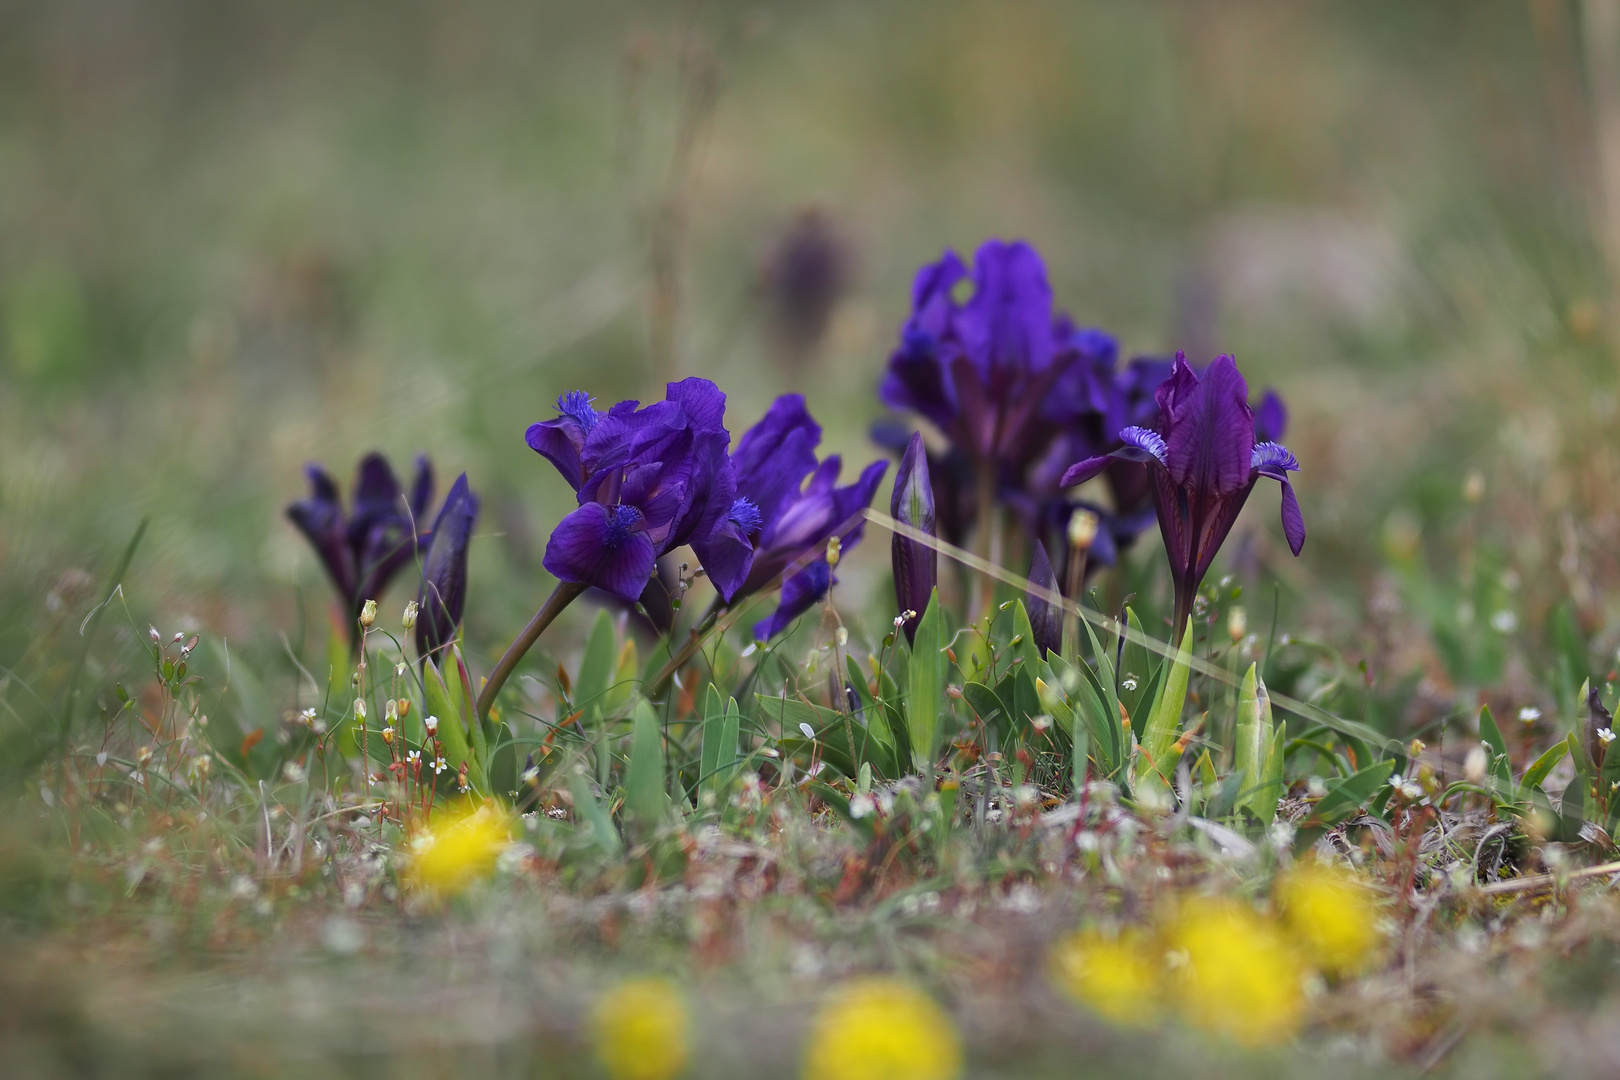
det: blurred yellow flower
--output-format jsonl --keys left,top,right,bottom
{"left": 804, "top": 978, "right": 961, "bottom": 1080}
{"left": 1169, "top": 899, "right": 1305, "bottom": 1047}
{"left": 1048, "top": 928, "right": 1160, "bottom": 1026}
{"left": 1275, "top": 860, "right": 1383, "bottom": 976}
{"left": 591, "top": 978, "right": 690, "bottom": 1080}
{"left": 407, "top": 801, "right": 509, "bottom": 896}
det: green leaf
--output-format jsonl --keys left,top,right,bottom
{"left": 624, "top": 698, "right": 668, "bottom": 835}
{"left": 1009, "top": 601, "right": 1041, "bottom": 674}
{"left": 575, "top": 610, "right": 618, "bottom": 728}
{"left": 1118, "top": 608, "right": 1160, "bottom": 724}
{"left": 1308, "top": 759, "right": 1397, "bottom": 826}
{"left": 1520, "top": 740, "right": 1568, "bottom": 794}
{"left": 697, "top": 686, "right": 738, "bottom": 804}
{"left": 1139, "top": 619, "right": 1193, "bottom": 782}
{"left": 1251, "top": 723, "right": 1286, "bottom": 826}
{"left": 568, "top": 771, "right": 622, "bottom": 857}
{"left": 452, "top": 646, "right": 490, "bottom": 795}
{"left": 906, "top": 588, "right": 948, "bottom": 772}
{"left": 1231, "top": 664, "right": 1264, "bottom": 799}
{"left": 423, "top": 661, "right": 475, "bottom": 785}
{"left": 1478, "top": 706, "right": 1512, "bottom": 789}
{"left": 1055, "top": 653, "right": 1117, "bottom": 777}
{"left": 960, "top": 682, "right": 1006, "bottom": 731}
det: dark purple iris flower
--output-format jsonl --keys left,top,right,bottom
{"left": 1061, "top": 354, "right": 1305, "bottom": 631}
{"left": 528, "top": 379, "right": 742, "bottom": 603}
{"left": 415, "top": 473, "right": 480, "bottom": 666}
{"left": 695, "top": 394, "right": 886, "bottom": 642}
{"left": 879, "top": 240, "right": 1079, "bottom": 480}
{"left": 286, "top": 452, "right": 434, "bottom": 645}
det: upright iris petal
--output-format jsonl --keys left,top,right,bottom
{"left": 415, "top": 473, "right": 480, "bottom": 666}
{"left": 694, "top": 393, "right": 887, "bottom": 641}
{"left": 878, "top": 239, "right": 1076, "bottom": 477}
{"left": 1061, "top": 353, "right": 1305, "bottom": 632}
{"left": 286, "top": 451, "right": 435, "bottom": 647}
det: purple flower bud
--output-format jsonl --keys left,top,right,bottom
{"left": 286, "top": 452, "right": 434, "bottom": 649}
{"left": 415, "top": 473, "right": 479, "bottom": 667}
{"left": 1025, "top": 540, "right": 1062, "bottom": 658}
{"left": 890, "top": 432, "right": 936, "bottom": 644}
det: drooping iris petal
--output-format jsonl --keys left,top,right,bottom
{"left": 731, "top": 394, "right": 821, "bottom": 525}
{"left": 287, "top": 464, "right": 357, "bottom": 602}
{"left": 415, "top": 473, "right": 480, "bottom": 665}
{"left": 890, "top": 432, "right": 937, "bottom": 644}
{"left": 1025, "top": 540, "right": 1062, "bottom": 658}
{"left": 543, "top": 502, "right": 658, "bottom": 603}
{"left": 1252, "top": 442, "right": 1305, "bottom": 556}
{"left": 752, "top": 560, "right": 832, "bottom": 642}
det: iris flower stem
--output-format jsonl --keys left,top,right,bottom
{"left": 972, "top": 462, "right": 997, "bottom": 621}
{"left": 648, "top": 601, "right": 725, "bottom": 695}
{"left": 475, "top": 581, "right": 587, "bottom": 723}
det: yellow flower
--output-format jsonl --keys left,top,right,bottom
{"left": 1275, "top": 860, "right": 1383, "bottom": 976}
{"left": 1048, "top": 928, "right": 1161, "bottom": 1026}
{"left": 804, "top": 978, "right": 961, "bottom": 1080}
{"left": 1169, "top": 899, "right": 1305, "bottom": 1047}
{"left": 591, "top": 978, "right": 690, "bottom": 1080}
{"left": 407, "top": 801, "right": 509, "bottom": 896}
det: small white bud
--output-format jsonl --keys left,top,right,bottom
{"left": 1067, "top": 509, "right": 1100, "bottom": 549}
{"left": 354, "top": 699, "right": 367, "bottom": 721}
{"left": 1463, "top": 744, "right": 1489, "bottom": 786}
{"left": 402, "top": 600, "right": 418, "bottom": 630}
{"left": 1227, "top": 606, "right": 1247, "bottom": 643}
{"left": 359, "top": 599, "right": 377, "bottom": 627}
{"left": 424, "top": 715, "right": 439, "bottom": 735}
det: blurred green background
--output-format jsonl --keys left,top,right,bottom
{"left": 2, "top": 0, "right": 1616, "bottom": 710}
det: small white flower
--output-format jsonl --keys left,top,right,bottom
{"left": 300, "top": 707, "right": 318, "bottom": 725}
{"left": 848, "top": 793, "right": 876, "bottom": 819}
{"left": 282, "top": 761, "right": 306, "bottom": 784}
{"left": 432, "top": 757, "right": 447, "bottom": 775}
{"left": 1600, "top": 727, "right": 1616, "bottom": 746}
{"left": 1121, "top": 675, "right": 1139, "bottom": 692}
{"left": 1490, "top": 609, "right": 1518, "bottom": 634}
{"left": 424, "top": 715, "right": 439, "bottom": 735}
{"left": 406, "top": 750, "right": 421, "bottom": 766}
{"left": 1518, "top": 706, "right": 1542, "bottom": 723}
{"left": 799, "top": 722, "right": 816, "bottom": 740}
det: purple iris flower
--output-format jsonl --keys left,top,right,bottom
{"left": 879, "top": 240, "right": 1078, "bottom": 480}
{"left": 415, "top": 473, "right": 479, "bottom": 666}
{"left": 1253, "top": 388, "right": 1288, "bottom": 443}
{"left": 1060, "top": 354, "right": 1305, "bottom": 632}
{"left": 696, "top": 394, "right": 886, "bottom": 641}
{"left": 286, "top": 452, "right": 434, "bottom": 645}
{"left": 528, "top": 379, "right": 741, "bottom": 603}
